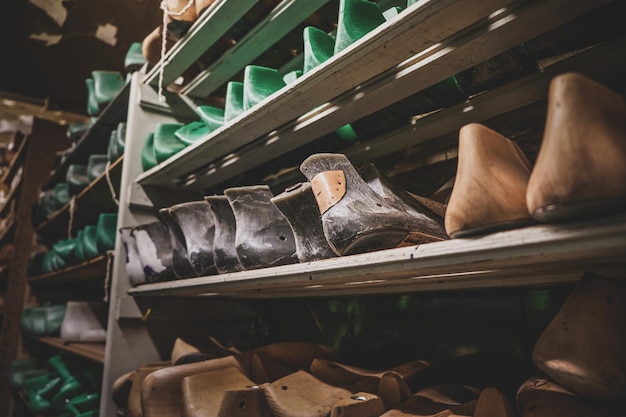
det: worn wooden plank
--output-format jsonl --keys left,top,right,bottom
{"left": 36, "top": 156, "right": 123, "bottom": 241}
{"left": 143, "top": 0, "right": 260, "bottom": 87}
{"left": 128, "top": 213, "right": 626, "bottom": 298}
{"left": 181, "top": 0, "right": 333, "bottom": 98}
{"left": 37, "top": 337, "right": 105, "bottom": 363}
{"left": 0, "top": 134, "right": 27, "bottom": 186}
{"left": 136, "top": 0, "right": 513, "bottom": 187}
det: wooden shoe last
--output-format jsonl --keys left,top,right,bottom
{"left": 532, "top": 273, "right": 626, "bottom": 402}
{"left": 445, "top": 123, "right": 533, "bottom": 238}
{"left": 526, "top": 72, "right": 626, "bottom": 221}
{"left": 516, "top": 377, "right": 624, "bottom": 417}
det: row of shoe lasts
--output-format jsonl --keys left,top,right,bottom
{"left": 138, "top": 0, "right": 609, "bottom": 157}
{"left": 10, "top": 355, "right": 102, "bottom": 416}
{"left": 28, "top": 212, "right": 118, "bottom": 276}
{"left": 111, "top": 274, "right": 626, "bottom": 417}
{"left": 20, "top": 301, "right": 106, "bottom": 342}
{"left": 124, "top": 70, "right": 626, "bottom": 285}
{"left": 139, "top": 0, "right": 437, "bottom": 170}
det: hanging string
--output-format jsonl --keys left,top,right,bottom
{"left": 105, "top": 161, "right": 120, "bottom": 206}
{"left": 67, "top": 197, "right": 76, "bottom": 239}
{"left": 158, "top": 0, "right": 195, "bottom": 101}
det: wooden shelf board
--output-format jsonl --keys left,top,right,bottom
{"left": 28, "top": 253, "right": 111, "bottom": 286}
{"left": 37, "top": 156, "right": 123, "bottom": 240}
{"left": 43, "top": 83, "right": 129, "bottom": 190}
{"left": 37, "top": 337, "right": 105, "bottom": 363}
{"left": 128, "top": 214, "right": 626, "bottom": 298}
{"left": 135, "top": 0, "right": 609, "bottom": 191}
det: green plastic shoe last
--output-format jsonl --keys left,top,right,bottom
{"left": 25, "top": 373, "right": 61, "bottom": 414}
{"left": 153, "top": 123, "right": 187, "bottom": 164}
{"left": 83, "top": 366, "right": 103, "bottom": 392}
{"left": 80, "top": 225, "right": 100, "bottom": 260}
{"left": 334, "top": 0, "right": 386, "bottom": 55}
{"left": 282, "top": 69, "right": 302, "bottom": 85}
{"left": 52, "top": 238, "right": 79, "bottom": 263}
{"left": 21, "top": 304, "right": 67, "bottom": 336}
{"left": 243, "top": 65, "right": 286, "bottom": 111}
{"left": 74, "top": 230, "right": 86, "bottom": 262}
{"left": 335, "top": 123, "right": 360, "bottom": 142}
{"left": 92, "top": 70, "right": 125, "bottom": 110}
{"left": 108, "top": 122, "right": 126, "bottom": 162}
{"left": 175, "top": 121, "right": 210, "bottom": 146}
{"left": 87, "top": 154, "right": 108, "bottom": 181}
{"left": 41, "top": 250, "right": 67, "bottom": 273}
{"left": 48, "top": 355, "right": 84, "bottom": 410}
{"left": 67, "top": 120, "right": 92, "bottom": 143}
{"left": 10, "top": 359, "right": 41, "bottom": 388}
{"left": 66, "top": 165, "right": 90, "bottom": 196}
{"left": 224, "top": 81, "right": 245, "bottom": 123}
{"left": 66, "top": 392, "right": 100, "bottom": 416}
{"left": 303, "top": 26, "right": 335, "bottom": 73}
{"left": 54, "top": 182, "right": 72, "bottom": 207}
{"left": 124, "top": 41, "right": 146, "bottom": 72}
{"left": 85, "top": 78, "right": 101, "bottom": 117}
{"left": 141, "top": 132, "right": 158, "bottom": 172}
{"left": 195, "top": 106, "right": 225, "bottom": 131}
{"left": 407, "top": 0, "right": 421, "bottom": 6}
{"left": 96, "top": 212, "right": 118, "bottom": 253}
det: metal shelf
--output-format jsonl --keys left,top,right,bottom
{"left": 135, "top": 0, "right": 610, "bottom": 193}
{"left": 128, "top": 214, "right": 626, "bottom": 298}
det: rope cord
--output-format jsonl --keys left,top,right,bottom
{"left": 105, "top": 161, "right": 120, "bottom": 206}
{"left": 158, "top": 0, "right": 195, "bottom": 101}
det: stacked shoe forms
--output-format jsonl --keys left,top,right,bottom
{"left": 445, "top": 72, "right": 626, "bottom": 237}
{"left": 126, "top": 73, "right": 626, "bottom": 284}
{"left": 11, "top": 354, "right": 102, "bottom": 416}
{"left": 110, "top": 337, "right": 523, "bottom": 417}
{"left": 28, "top": 212, "right": 118, "bottom": 277}
{"left": 122, "top": 166, "right": 445, "bottom": 285}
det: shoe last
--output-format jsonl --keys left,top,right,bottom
{"left": 224, "top": 81, "right": 245, "bottom": 123}
{"left": 167, "top": 201, "right": 217, "bottom": 276}
{"left": 263, "top": 370, "right": 353, "bottom": 417}
{"left": 526, "top": 72, "right": 626, "bottom": 222}
{"left": 445, "top": 123, "right": 534, "bottom": 238}
{"left": 96, "top": 212, "right": 118, "bottom": 253}
{"left": 195, "top": 105, "right": 225, "bottom": 131}
{"left": 300, "top": 153, "right": 443, "bottom": 255}
{"left": 87, "top": 154, "right": 108, "bottom": 181}
{"left": 159, "top": 207, "right": 196, "bottom": 279}
{"left": 330, "top": 392, "right": 386, "bottom": 417}
{"left": 141, "top": 132, "right": 158, "bottom": 172}
{"left": 516, "top": 377, "right": 624, "bottom": 417}
{"left": 66, "top": 164, "right": 90, "bottom": 196}
{"left": 181, "top": 366, "right": 256, "bottom": 417}
{"left": 532, "top": 272, "right": 626, "bottom": 402}
{"left": 60, "top": 301, "right": 106, "bottom": 343}
{"left": 153, "top": 123, "right": 187, "bottom": 164}
{"left": 270, "top": 182, "right": 337, "bottom": 263}
{"left": 334, "top": 0, "right": 386, "bottom": 54}
{"left": 175, "top": 121, "right": 210, "bottom": 146}
{"left": 205, "top": 195, "right": 243, "bottom": 274}
{"left": 243, "top": 65, "right": 286, "bottom": 111}
{"left": 303, "top": 26, "right": 335, "bottom": 74}
{"left": 131, "top": 221, "right": 176, "bottom": 283}
{"left": 119, "top": 227, "right": 146, "bottom": 286}
{"left": 224, "top": 185, "right": 297, "bottom": 270}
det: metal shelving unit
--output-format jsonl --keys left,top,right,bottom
{"left": 99, "top": 0, "right": 624, "bottom": 415}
